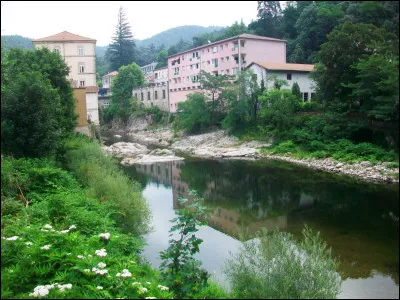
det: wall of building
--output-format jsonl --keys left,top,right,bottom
{"left": 249, "top": 64, "right": 316, "bottom": 102}
{"left": 86, "top": 92, "right": 99, "bottom": 125}
{"left": 133, "top": 83, "right": 169, "bottom": 112}
{"left": 73, "top": 88, "right": 87, "bottom": 126}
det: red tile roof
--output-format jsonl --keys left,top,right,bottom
{"left": 251, "top": 62, "right": 314, "bottom": 72}
{"left": 33, "top": 31, "right": 96, "bottom": 42}
{"left": 102, "top": 71, "right": 118, "bottom": 78}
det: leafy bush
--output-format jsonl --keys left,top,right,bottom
{"left": 63, "top": 135, "right": 151, "bottom": 236}
{"left": 271, "top": 140, "right": 297, "bottom": 154}
{"left": 159, "top": 192, "right": 210, "bottom": 298}
{"left": 224, "top": 226, "right": 342, "bottom": 299}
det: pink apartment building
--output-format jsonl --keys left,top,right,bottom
{"left": 167, "top": 33, "right": 286, "bottom": 112}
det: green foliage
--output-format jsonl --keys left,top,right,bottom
{"left": 106, "top": 6, "right": 136, "bottom": 71}
{"left": 1, "top": 71, "right": 62, "bottom": 158}
{"left": 224, "top": 226, "right": 342, "bottom": 299}
{"left": 155, "top": 49, "right": 168, "bottom": 69}
{"left": 159, "top": 192, "right": 210, "bottom": 298}
{"left": 291, "top": 82, "right": 301, "bottom": 100}
{"left": 1, "top": 47, "right": 77, "bottom": 157}
{"left": 109, "top": 62, "right": 145, "bottom": 122}
{"left": 1, "top": 35, "right": 34, "bottom": 50}
{"left": 63, "top": 135, "right": 151, "bottom": 236}
{"left": 173, "top": 93, "right": 211, "bottom": 133}
{"left": 1, "top": 157, "right": 172, "bottom": 299}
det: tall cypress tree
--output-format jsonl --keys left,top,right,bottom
{"left": 106, "top": 6, "right": 136, "bottom": 71}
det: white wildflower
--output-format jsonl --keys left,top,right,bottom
{"left": 77, "top": 255, "right": 84, "bottom": 259}
{"left": 99, "top": 233, "right": 111, "bottom": 240}
{"left": 145, "top": 281, "right": 151, "bottom": 285}
{"left": 96, "top": 286, "right": 103, "bottom": 290}
{"left": 157, "top": 285, "right": 169, "bottom": 291}
{"left": 83, "top": 269, "right": 90, "bottom": 273}
{"left": 5, "top": 236, "right": 19, "bottom": 241}
{"left": 41, "top": 245, "right": 51, "bottom": 250}
{"left": 68, "top": 225, "right": 77, "bottom": 230}
{"left": 138, "top": 287, "right": 148, "bottom": 294}
{"left": 40, "top": 229, "right": 48, "bottom": 232}
{"left": 58, "top": 283, "right": 72, "bottom": 292}
{"left": 88, "top": 254, "right": 93, "bottom": 258}
{"left": 66, "top": 253, "right": 72, "bottom": 256}
{"left": 43, "top": 224, "right": 53, "bottom": 229}
{"left": 29, "top": 285, "right": 50, "bottom": 297}
{"left": 60, "top": 230, "right": 69, "bottom": 234}
{"left": 145, "top": 297, "right": 157, "bottom": 299}
{"left": 25, "top": 241, "right": 33, "bottom": 246}
{"left": 95, "top": 249, "right": 107, "bottom": 257}
{"left": 97, "top": 262, "right": 106, "bottom": 269}
{"left": 132, "top": 282, "right": 141, "bottom": 287}
{"left": 116, "top": 269, "right": 132, "bottom": 278}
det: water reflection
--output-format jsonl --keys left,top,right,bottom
{"left": 123, "top": 158, "right": 399, "bottom": 297}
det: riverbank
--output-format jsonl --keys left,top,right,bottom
{"left": 101, "top": 118, "right": 399, "bottom": 184}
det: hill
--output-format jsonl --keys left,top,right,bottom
{"left": 1, "top": 35, "right": 34, "bottom": 50}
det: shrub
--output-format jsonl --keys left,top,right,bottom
{"left": 224, "top": 226, "right": 342, "bottom": 299}
{"left": 271, "top": 140, "right": 297, "bottom": 154}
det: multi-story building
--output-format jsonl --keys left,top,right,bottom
{"left": 132, "top": 66, "right": 169, "bottom": 112}
{"left": 33, "top": 31, "right": 99, "bottom": 125}
{"left": 140, "top": 61, "right": 157, "bottom": 74}
{"left": 167, "top": 33, "right": 287, "bottom": 112}
{"left": 248, "top": 62, "right": 315, "bottom": 102}
{"left": 102, "top": 71, "right": 118, "bottom": 90}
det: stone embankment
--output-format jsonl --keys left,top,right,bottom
{"left": 102, "top": 142, "right": 184, "bottom": 166}
{"left": 101, "top": 117, "right": 399, "bottom": 184}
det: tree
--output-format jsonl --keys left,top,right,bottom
{"left": 106, "top": 6, "right": 136, "bottom": 71}
{"left": 2, "top": 70, "right": 62, "bottom": 157}
{"left": 109, "top": 62, "right": 144, "bottom": 122}
{"left": 248, "top": 1, "right": 283, "bottom": 38}
{"left": 2, "top": 47, "right": 76, "bottom": 136}
{"left": 291, "top": 82, "right": 301, "bottom": 100}
{"left": 155, "top": 49, "right": 168, "bottom": 69}
{"left": 199, "top": 70, "right": 234, "bottom": 126}
{"left": 173, "top": 93, "right": 211, "bottom": 133}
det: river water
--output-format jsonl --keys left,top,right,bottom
{"left": 121, "top": 157, "right": 399, "bottom": 299}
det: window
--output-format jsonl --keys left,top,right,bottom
{"left": 196, "top": 63, "right": 199, "bottom": 69}
{"left": 287, "top": 73, "right": 292, "bottom": 80}
{"left": 213, "top": 46, "right": 218, "bottom": 53}
{"left": 225, "top": 43, "right": 228, "bottom": 48}
{"left": 53, "top": 47, "right": 61, "bottom": 54}
{"left": 104, "top": 78, "right": 109, "bottom": 84}
{"left": 155, "top": 73, "right": 158, "bottom": 79}
{"left": 78, "top": 47, "right": 84, "bottom": 56}
{"left": 221, "top": 57, "right": 224, "bottom": 62}
{"left": 311, "top": 93, "right": 315, "bottom": 101}
{"left": 226, "top": 56, "right": 230, "bottom": 61}
{"left": 79, "top": 80, "right": 85, "bottom": 87}
{"left": 79, "top": 63, "right": 85, "bottom": 74}
{"left": 134, "top": 93, "right": 138, "bottom": 99}
{"left": 212, "top": 59, "right": 218, "bottom": 68}
{"left": 155, "top": 91, "right": 158, "bottom": 99}
{"left": 240, "top": 40, "right": 245, "bottom": 47}
{"left": 226, "top": 69, "right": 229, "bottom": 74}
{"left": 303, "top": 92, "right": 309, "bottom": 102}
{"left": 148, "top": 91, "right": 151, "bottom": 100}
{"left": 252, "top": 74, "right": 257, "bottom": 81}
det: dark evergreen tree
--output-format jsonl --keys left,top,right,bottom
{"left": 291, "top": 82, "right": 301, "bottom": 100}
{"left": 106, "top": 6, "right": 136, "bottom": 71}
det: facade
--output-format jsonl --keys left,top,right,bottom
{"left": 140, "top": 62, "right": 157, "bottom": 74}
{"left": 167, "top": 33, "right": 287, "bottom": 112}
{"left": 248, "top": 62, "right": 315, "bottom": 102}
{"left": 33, "top": 31, "right": 99, "bottom": 125}
{"left": 132, "top": 66, "right": 169, "bottom": 112}
{"left": 102, "top": 71, "right": 118, "bottom": 90}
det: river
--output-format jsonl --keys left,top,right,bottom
{"left": 121, "top": 156, "right": 399, "bottom": 299}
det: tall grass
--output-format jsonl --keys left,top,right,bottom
{"left": 224, "top": 226, "right": 342, "bottom": 299}
{"left": 63, "top": 135, "right": 151, "bottom": 236}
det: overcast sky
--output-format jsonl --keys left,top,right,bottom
{"left": 1, "top": 1, "right": 258, "bottom": 46}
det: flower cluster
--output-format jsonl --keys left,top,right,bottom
{"left": 25, "top": 242, "right": 33, "bottom": 246}
{"left": 41, "top": 245, "right": 51, "bottom": 250}
{"left": 92, "top": 267, "right": 108, "bottom": 275}
{"left": 77, "top": 255, "right": 84, "bottom": 259}
{"left": 95, "top": 249, "right": 107, "bottom": 257}
{"left": 97, "top": 262, "right": 106, "bottom": 269}
{"left": 43, "top": 224, "right": 53, "bottom": 229}
{"left": 99, "top": 233, "right": 111, "bottom": 240}
{"left": 157, "top": 285, "right": 169, "bottom": 291}
{"left": 138, "top": 287, "right": 148, "bottom": 294}
{"left": 116, "top": 269, "right": 132, "bottom": 278}
{"left": 145, "top": 297, "right": 157, "bottom": 299}
{"left": 96, "top": 286, "right": 103, "bottom": 290}
{"left": 57, "top": 284, "right": 72, "bottom": 292}
{"left": 5, "top": 236, "right": 19, "bottom": 241}
{"left": 28, "top": 283, "right": 72, "bottom": 297}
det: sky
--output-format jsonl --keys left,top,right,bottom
{"left": 1, "top": 1, "right": 259, "bottom": 46}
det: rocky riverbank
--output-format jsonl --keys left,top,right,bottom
{"left": 101, "top": 117, "right": 399, "bottom": 184}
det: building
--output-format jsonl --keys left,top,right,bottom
{"left": 102, "top": 71, "right": 118, "bottom": 90}
{"left": 132, "top": 66, "right": 169, "bottom": 112}
{"left": 248, "top": 62, "right": 315, "bottom": 102}
{"left": 98, "top": 71, "right": 118, "bottom": 109}
{"left": 32, "top": 31, "right": 100, "bottom": 125}
{"left": 140, "top": 61, "right": 157, "bottom": 74}
{"left": 167, "top": 33, "right": 287, "bottom": 112}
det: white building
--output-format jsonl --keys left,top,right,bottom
{"left": 33, "top": 31, "right": 100, "bottom": 124}
{"left": 140, "top": 62, "right": 157, "bottom": 74}
{"left": 247, "top": 62, "right": 316, "bottom": 102}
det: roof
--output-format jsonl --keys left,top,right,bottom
{"left": 102, "top": 71, "right": 118, "bottom": 78}
{"left": 33, "top": 31, "right": 96, "bottom": 43}
{"left": 85, "top": 86, "right": 99, "bottom": 93}
{"left": 250, "top": 62, "right": 314, "bottom": 72}
{"left": 168, "top": 33, "right": 286, "bottom": 58}
{"left": 154, "top": 66, "right": 168, "bottom": 71}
